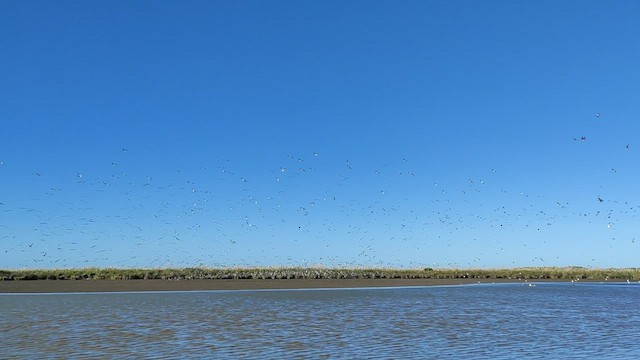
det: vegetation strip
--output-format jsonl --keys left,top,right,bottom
{"left": 1, "top": 267, "right": 639, "bottom": 281}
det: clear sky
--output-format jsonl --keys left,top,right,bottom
{"left": 1, "top": 1, "right": 639, "bottom": 269}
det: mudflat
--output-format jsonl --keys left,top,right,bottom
{"left": 0, "top": 278, "right": 537, "bottom": 293}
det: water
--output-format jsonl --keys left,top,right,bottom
{"left": 2, "top": 283, "right": 639, "bottom": 359}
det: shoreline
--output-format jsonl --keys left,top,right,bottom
{"left": 2, "top": 267, "right": 637, "bottom": 293}
{"left": 0, "top": 278, "right": 596, "bottom": 294}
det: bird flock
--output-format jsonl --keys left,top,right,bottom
{"left": 1, "top": 113, "right": 638, "bottom": 269}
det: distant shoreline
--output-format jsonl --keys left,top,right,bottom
{"left": 1, "top": 267, "right": 638, "bottom": 293}
{"left": 0, "top": 278, "right": 601, "bottom": 294}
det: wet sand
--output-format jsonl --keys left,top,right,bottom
{"left": 0, "top": 278, "right": 541, "bottom": 293}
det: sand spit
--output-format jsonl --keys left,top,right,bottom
{"left": 0, "top": 278, "right": 527, "bottom": 293}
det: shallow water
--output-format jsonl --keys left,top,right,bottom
{"left": 2, "top": 283, "right": 639, "bottom": 359}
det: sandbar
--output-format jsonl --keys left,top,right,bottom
{"left": 0, "top": 278, "right": 543, "bottom": 293}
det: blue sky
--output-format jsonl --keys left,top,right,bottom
{"left": 1, "top": 1, "right": 639, "bottom": 269}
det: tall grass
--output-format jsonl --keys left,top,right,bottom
{"left": 1, "top": 267, "right": 639, "bottom": 281}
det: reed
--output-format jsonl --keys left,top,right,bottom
{"left": 1, "top": 267, "right": 639, "bottom": 281}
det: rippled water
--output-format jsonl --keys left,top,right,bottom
{"left": 2, "top": 283, "right": 639, "bottom": 359}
